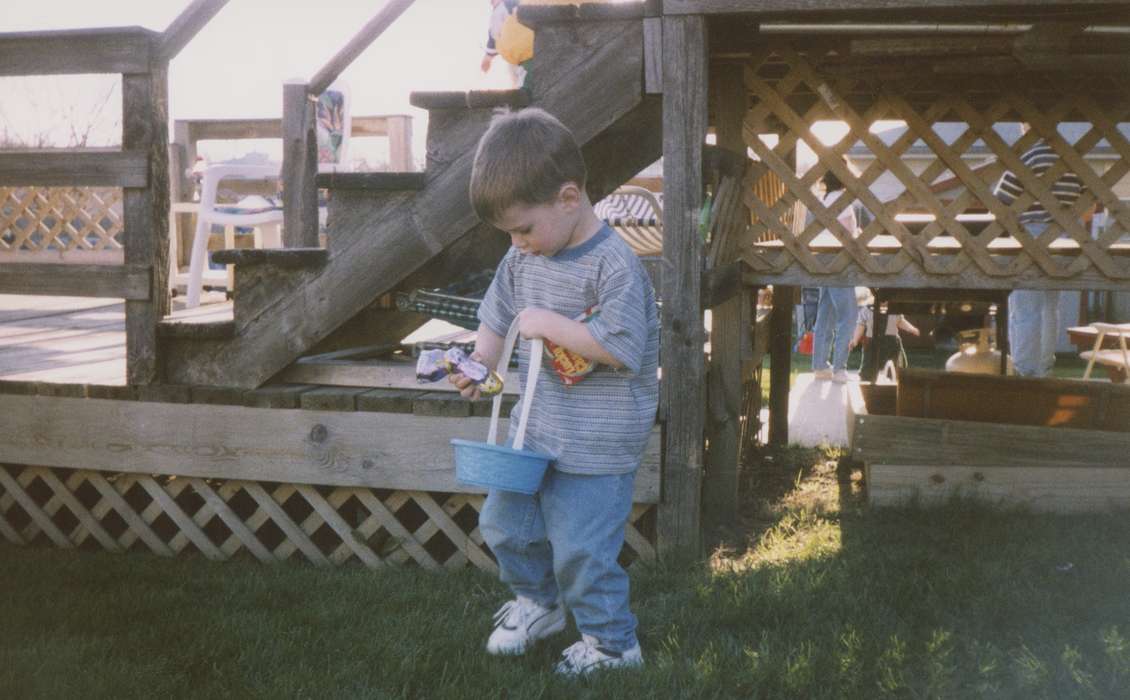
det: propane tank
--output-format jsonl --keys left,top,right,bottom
{"left": 945, "top": 328, "right": 1012, "bottom": 375}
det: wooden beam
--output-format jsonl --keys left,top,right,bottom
{"left": 281, "top": 82, "right": 319, "bottom": 248}
{"left": 0, "top": 151, "right": 148, "bottom": 187}
{"left": 122, "top": 69, "right": 171, "bottom": 385}
{"left": 278, "top": 359, "right": 520, "bottom": 395}
{"left": 662, "top": 0, "right": 1130, "bottom": 21}
{"left": 703, "top": 62, "right": 747, "bottom": 538}
{"left": 644, "top": 16, "right": 663, "bottom": 95}
{"left": 658, "top": 14, "right": 708, "bottom": 556}
{"left": 309, "top": 0, "right": 417, "bottom": 96}
{"left": 742, "top": 263, "right": 1130, "bottom": 293}
{"left": 157, "top": 0, "right": 230, "bottom": 61}
{"left": 0, "top": 396, "right": 660, "bottom": 504}
{"left": 0, "top": 264, "right": 150, "bottom": 299}
{"left": 0, "top": 27, "right": 156, "bottom": 76}
{"left": 854, "top": 414, "right": 1130, "bottom": 469}
{"left": 767, "top": 284, "right": 794, "bottom": 446}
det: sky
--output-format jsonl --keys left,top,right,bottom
{"left": 0, "top": 0, "right": 526, "bottom": 167}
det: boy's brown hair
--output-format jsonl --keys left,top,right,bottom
{"left": 469, "top": 107, "right": 587, "bottom": 224}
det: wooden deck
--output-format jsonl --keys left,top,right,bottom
{"left": 0, "top": 294, "right": 231, "bottom": 385}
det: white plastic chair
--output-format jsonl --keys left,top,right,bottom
{"left": 1080, "top": 322, "right": 1130, "bottom": 383}
{"left": 185, "top": 163, "right": 283, "bottom": 308}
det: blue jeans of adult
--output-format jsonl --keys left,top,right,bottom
{"left": 1009, "top": 223, "right": 1060, "bottom": 377}
{"left": 479, "top": 469, "right": 638, "bottom": 653}
{"left": 812, "top": 286, "right": 858, "bottom": 372}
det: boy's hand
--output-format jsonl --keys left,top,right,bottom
{"left": 447, "top": 351, "right": 486, "bottom": 400}
{"left": 517, "top": 308, "right": 562, "bottom": 340}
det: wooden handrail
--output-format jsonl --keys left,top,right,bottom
{"left": 158, "top": 0, "right": 231, "bottom": 61}
{"left": 308, "top": 0, "right": 417, "bottom": 96}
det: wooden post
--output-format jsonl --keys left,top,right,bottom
{"left": 282, "top": 81, "right": 319, "bottom": 248}
{"left": 703, "top": 62, "right": 746, "bottom": 537}
{"left": 658, "top": 14, "right": 707, "bottom": 556}
{"left": 768, "top": 284, "right": 794, "bottom": 446}
{"left": 122, "top": 65, "right": 170, "bottom": 385}
{"left": 387, "top": 115, "right": 414, "bottom": 171}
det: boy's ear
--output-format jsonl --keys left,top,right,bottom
{"left": 556, "top": 182, "right": 583, "bottom": 209}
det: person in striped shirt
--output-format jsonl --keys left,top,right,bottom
{"left": 452, "top": 108, "right": 658, "bottom": 675}
{"left": 993, "top": 125, "right": 1085, "bottom": 377}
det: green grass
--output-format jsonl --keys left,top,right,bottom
{"left": 4, "top": 448, "right": 1130, "bottom": 698}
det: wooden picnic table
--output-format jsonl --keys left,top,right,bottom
{"left": 1067, "top": 325, "right": 1129, "bottom": 383}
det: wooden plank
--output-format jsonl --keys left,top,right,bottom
{"left": 0, "top": 396, "right": 661, "bottom": 503}
{"left": 0, "top": 27, "right": 155, "bottom": 76}
{"left": 122, "top": 69, "right": 170, "bottom": 386}
{"left": 768, "top": 285, "right": 794, "bottom": 446}
{"left": 157, "top": 0, "right": 230, "bottom": 61}
{"left": 279, "top": 359, "right": 519, "bottom": 395}
{"left": 308, "top": 0, "right": 417, "bottom": 96}
{"left": 356, "top": 388, "right": 421, "bottom": 414}
{"left": 298, "top": 386, "right": 368, "bottom": 411}
{"left": 894, "top": 368, "right": 1130, "bottom": 433}
{"left": 658, "top": 14, "right": 707, "bottom": 555}
{"left": 0, "top": 151, "right": 148, "bottom": 187}
{"left": 854, "top": 414, "right": 1130, "bottom": 469}
{"left": 869, "top": 463, "right": 1130, "bottom": 513}
{"left": 412, "top": 392, "right": 471, "bottom": 418}
{"left": 661, "top": 0, "right": 1130, "bottom": 20}
{"left": 643, "top": 17, "right": 663, "bottom": 95}
{"left": 742, "top": 264, "right": 1130, "bottom": 293}
{"left": 0, "top": 264, "right": 150, "bottom": 300}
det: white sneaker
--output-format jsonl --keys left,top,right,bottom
{"left": 486, "top": 597, "right": 566, "bottom": 656}
{"left": 832, "top": 370, "right": 852, "bottom": 383}
{"left": 813, "top": 369, "right": 833, "bottom": 380}
{"left": 554, "top": 635, "right": 644, "bottom": 676}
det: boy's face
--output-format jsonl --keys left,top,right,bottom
{"left": 492, "top": 184, "right": 582, "bottom": 257}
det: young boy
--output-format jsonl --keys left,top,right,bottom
{"left": 449, "top": 108, "right": 659, "bottom": 676}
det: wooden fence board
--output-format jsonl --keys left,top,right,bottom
{"left": 0, "top": 396, "right": 661, "bottom": 503}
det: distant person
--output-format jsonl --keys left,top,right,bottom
{"left": 811, "top": 168, "right": 859, "bottom": 383}
{"left": 993, "top": 125, "right": 1085, "bottom": 377}
{"left": 450, "top": 108, "right": 658, "bottom": 675}
{"left": 850, "top": 287, "right": 920, "bottom": 372}
{"left": 482, "top": 0, "right": 522, "bottom": 86}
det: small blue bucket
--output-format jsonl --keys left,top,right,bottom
{"left": 453, "top": 322, "right": 553, "bottom": 494}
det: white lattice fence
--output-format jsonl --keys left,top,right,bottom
{"left": 741, "top": 40, "right": 1130, "bottom": 285}
{"left": 0, "top": 464, "right": 657, "bottom": 571}
{"left": 0, "top": 186, "right": 124, "bottom": 262}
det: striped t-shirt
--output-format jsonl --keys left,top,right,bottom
{"left": 478, "top": 224, "right": 659, "bottom": 476}
{"left": 994, "top": 141, "right": 1085, "bottom": 225}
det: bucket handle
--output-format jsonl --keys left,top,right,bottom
{"left": 487, "top": 317, "right": 543, "bottom": 450}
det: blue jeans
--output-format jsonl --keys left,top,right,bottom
{"left": 1009, "top": 289, "right": 1060, "bottom": 377}
{"left": 812, "top": 286, "right": 858, "bottom": 372}
{"left": 479, "top": 469, "right": 638, "bottom": 652}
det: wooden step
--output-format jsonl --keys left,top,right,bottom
{"left": 315, "top": 172, "right": 427, "bottom": 191}
{"left": 409, "top": 89, "right": 531, "bottom": 110}
{"left": 210, "top": 248, "right": 328, "bottom": 268}
{"left": 158, "top": 319, "right": 235, "bottom": 340}
{"left": 164, "top": 16, "right": 651, "bottom": 389}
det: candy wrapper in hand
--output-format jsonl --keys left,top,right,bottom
{"left": 415, "top": 347, "right": 503, "bottom": 397}
{"left": 544, "top": 305, "right": 601, "bottom": 386}
{"left": 415, "top": 349, "right": 449, "bottom": 383}
{"left": 442, "top": 347, "right": 468, "bottom": 373}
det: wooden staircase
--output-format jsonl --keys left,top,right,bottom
{"left": 160, "top": 11, "right": 660, "bottom": 389}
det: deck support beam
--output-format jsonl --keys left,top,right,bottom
{"left": 658, "top": 14, "right": 708, "bottom": 556}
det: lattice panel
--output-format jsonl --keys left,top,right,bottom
{"left": 0, "top": 464, "right": 657, "bottom": 571}
{"left": 741, "top": 40, "right": 1130, "bottom": 284}
{"left": 0, "top": 186, "right": 124, "bottom": 256}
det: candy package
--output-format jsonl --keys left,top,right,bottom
{"left": 544, "top": 305, "right": 601, "bottom": 386}
{"left": 415, "top": 347, "right": 504, "bottom": 397}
